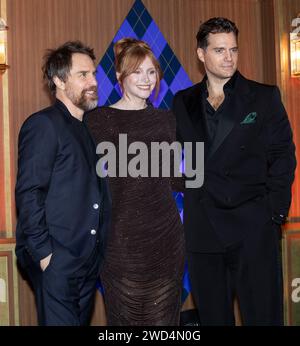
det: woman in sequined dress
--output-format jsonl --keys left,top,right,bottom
{"left": 85, "top": 38, "right": 184, "bottom": 326}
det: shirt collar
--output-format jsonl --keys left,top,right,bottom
{"left": 200, "top": 70, "right": 239, "bottom": 96}
{"left": 54, "top": 98, "right": 83, "bottom": 123}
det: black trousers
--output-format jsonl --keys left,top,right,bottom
{"left": 187, "top": 221, "right": 283, "bottom": 326}
{"left": 26, "top": 248, "right": 102, "bottom": 326}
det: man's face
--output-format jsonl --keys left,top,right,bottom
{"left": 197, "top": 32, "right": 238, "bottom": 81}
{"left": 63, "top": 53, "right": 98, "bottom": 112}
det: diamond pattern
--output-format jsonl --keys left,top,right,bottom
{"left": 96, "top": 67, "right": 113, "bottom": 102}
{"left": 97, "top": 0, "right": 192, "bottom": 109}
{"left": 96, "top": 0, "right": 192, "bottom": 301}
{"left": 143, "top": 22, "right": 166, "bottom": 57}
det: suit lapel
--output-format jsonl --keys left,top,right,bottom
{"left": 183, "top": 82, "right": 210, "bottom": 159}
{"left": 206, "top": 96, "right": 236, "bottom": 160}
{"left": 72, "top": 122, "right": 96, "bottom": 170}
{"left": 206, "top": 72, "right": 254, "bottom": 160}
{"left": 55, "top": 100, "right": 95, "bottom": 169}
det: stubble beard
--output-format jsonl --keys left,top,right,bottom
{"left": 67, "top": 87, "right": 98, "bottom": 112}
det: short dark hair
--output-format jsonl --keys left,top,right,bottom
{"left": 42, "top": 41, "right": 96, "bottom": 95}
{"left": 196, "top": 17, "right": 239, "bottom": 49}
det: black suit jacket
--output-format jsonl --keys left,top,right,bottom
{"left": 173, "top": 71, "right": 296, "bottom": 252}
{"left": 15, "top": 100, "right": 111, "bottom": 273}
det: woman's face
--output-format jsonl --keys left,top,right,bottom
{"left": 121, "top": 56, "right": 157, "bottom": 102}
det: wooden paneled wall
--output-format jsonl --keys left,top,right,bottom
{"left": 273, "top": 0, "right": 300, "bottom": 218}
{"left": 0, "top": 75, "right": 5, "bottom": 233}
{"left": 273, "top": 0, "right": 300, "bottom": 326}
{"left": 0, "top": 0, "right": 12, "bottom": 237}
{"left": 0, "top": 0, "right": 299, "bottom": 325}
{"left": 0, "top": 239, "right": 19, "bottom": 326}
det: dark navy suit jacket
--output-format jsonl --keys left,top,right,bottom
{"left": 15, "top": 100, "right": 111, "bottom": 273}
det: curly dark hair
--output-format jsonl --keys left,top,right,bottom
{"left": 196, "top": 17, "right": 239, "bottom": 49}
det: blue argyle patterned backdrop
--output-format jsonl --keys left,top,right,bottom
{"left": 96, "top": 0, "right": 192, "bottom": 302}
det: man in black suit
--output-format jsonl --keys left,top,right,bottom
{"left": 15, "top": 41, "right": 111, "bottom": 325}
{"left": 172, "top": 17, "right": 296, "bottom": 325}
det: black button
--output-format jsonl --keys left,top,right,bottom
{"left": 240, "top": 145, "right": 245, "bottom": 150}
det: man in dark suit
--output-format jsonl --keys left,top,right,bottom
{"left": 15, "top": 41, "right": 111, "bottom": 325}
{"left": 172, "top": 17, "right": 296, "bottom": 325}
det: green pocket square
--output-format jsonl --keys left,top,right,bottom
{"left": 240, "top": 112, "right": 257, "bottom": 124}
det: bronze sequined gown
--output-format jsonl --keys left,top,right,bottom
{"left": 86, "top": 105, "right": 185, "bottom": 326}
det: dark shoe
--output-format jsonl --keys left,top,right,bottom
{"left": 180, "top": 309, "right": 200, "bottom": 326}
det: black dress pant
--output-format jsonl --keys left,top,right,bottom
{"left": 187, "top": 221, "right": 283, "bottom": 326}
{"left": 26, "top": 248, "right": 102, "bottom": 326}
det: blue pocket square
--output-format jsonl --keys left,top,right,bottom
{"left": 240, "top": 112, "right": 257, "bottom": 124}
